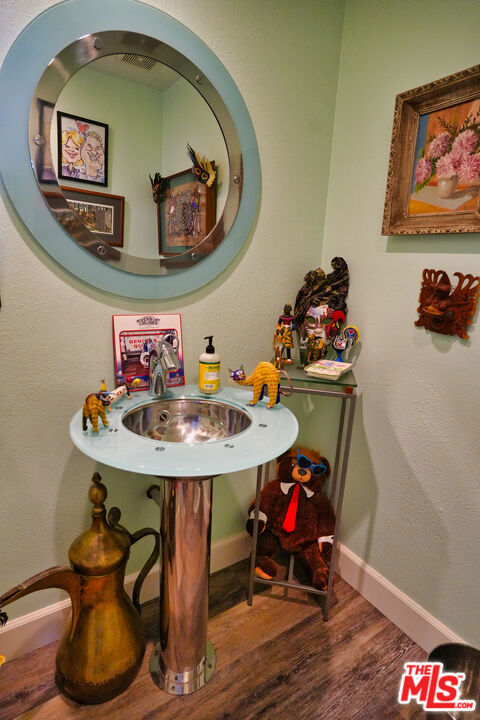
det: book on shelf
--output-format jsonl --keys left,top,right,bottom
{"left": 304, "top": 359, "right": 353, "bottom": 380}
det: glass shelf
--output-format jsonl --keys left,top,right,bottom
{"left": 282, "top": 363, "right": 357, "bottom": 389}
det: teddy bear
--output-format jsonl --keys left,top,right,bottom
{"left": 246, "top": 446, "right": 336, "bottom": 590}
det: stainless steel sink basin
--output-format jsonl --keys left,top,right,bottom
{"left": 122, "top": 397, "right": 252, "bottom": 444}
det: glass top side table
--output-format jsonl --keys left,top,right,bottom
{"left": 247, "top": 364, "right": 357, "bottom": 621}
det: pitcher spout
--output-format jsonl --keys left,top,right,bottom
{"left": 0, "top": 566, "right": 81, "bottom": 639}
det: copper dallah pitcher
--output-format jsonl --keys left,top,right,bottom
{"left": 0, "top": 473, "right": 159, "bottom": 704}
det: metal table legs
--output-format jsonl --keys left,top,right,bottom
{"left": 147, "top": 477, "right": 216, "bottom": 695}
{"left": 247, "top": 387, "right": 357, "bottom": 620}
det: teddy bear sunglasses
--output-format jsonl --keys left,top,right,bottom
{"left": 296, "top": 450, "right": 326, "bottom": 475}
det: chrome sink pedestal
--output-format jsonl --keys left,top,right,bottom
{"left": 147, "top": 477, "right": 216, "bottom": 695}
{"left": 69, "top": 386, "right": 299, "bottom": 696}
{"left": 126, "top": 395, "right": 252, "bottom": 694}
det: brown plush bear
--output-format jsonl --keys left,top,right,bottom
{"left": 246, "top": 446, "right": 336, "bottom": 590}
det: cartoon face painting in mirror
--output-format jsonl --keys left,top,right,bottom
{"left": 57, "top": 112, "right": 108, "bottom": 186}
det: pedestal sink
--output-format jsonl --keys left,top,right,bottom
{"left": 70, "top": 385, "right": 298, "bottom": 695}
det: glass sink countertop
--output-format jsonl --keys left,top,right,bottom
{"left": 69, "top": 384, "right": 299, "bottom": 478}
{"left": 282, "top": 364, "right": 357, "bottom": 389}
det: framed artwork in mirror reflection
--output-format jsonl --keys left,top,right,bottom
{"left": 158, "top": 166, "right": 216, "bottom": 256}
{"left": 61, "top": 186, "right": 124, "bottom": 247}
{"left": 35, "top": 100, "right": 56, "bottom": 183}
{"left": 57, "top": 111, "right": 108, "bottom": 187}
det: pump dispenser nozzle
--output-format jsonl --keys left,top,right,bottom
{"left": 204, "top": 336, "right": 215, "bottom": 353}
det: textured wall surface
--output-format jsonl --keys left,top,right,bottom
{"left": 322, "top": 0, "right": 480, "bottom": 646}
{"left": 56, "top": 68, "right": 164, "bottom": 258}
{"left": 0, "top": 0, "right": 344, "bottom": 618}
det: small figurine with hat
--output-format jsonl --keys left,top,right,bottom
{"left": 273, "top": 303, "right": 295, "bottom": 368}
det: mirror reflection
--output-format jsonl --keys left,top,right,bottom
{"left": 48, "top": 55, "right": 228, "bottom": 260}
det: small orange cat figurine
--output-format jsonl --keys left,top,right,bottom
{"left": 229, "top": 362, "right": 281, "bottom": 408}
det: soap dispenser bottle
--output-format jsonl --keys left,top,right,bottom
{"left": 199, "top": 335, "right": 220, "bottom": 394}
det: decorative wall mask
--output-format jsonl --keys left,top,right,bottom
{"left": 415, "top": 269, "right": 480, "bottom": 339}
{"left": 294, "top": 257, "right": 350, "bottom": 361}
{"left": 187, "top": 144, "right": 217, "bottom": 187}
{"left": 149, "top": 172, "right": 167, "bottom": 204}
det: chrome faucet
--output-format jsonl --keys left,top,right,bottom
{"left": 148, "top": 340, "right": 181, "bottom": 398}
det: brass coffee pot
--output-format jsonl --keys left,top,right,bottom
{"left": 0, "top": 472, "right": 159, "bottom": 704}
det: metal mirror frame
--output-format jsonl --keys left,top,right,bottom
{"left": 30, "top": 30, "right": 241, "bottom": 276}
{"left": 0, "top": 0, "right": 260, "bottom": 299}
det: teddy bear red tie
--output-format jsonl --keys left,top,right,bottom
{"left": 282, "top": 483, "right": 300, "bottom": 533}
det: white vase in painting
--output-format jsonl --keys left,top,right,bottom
{"left": 436, "top": 175, "right": 458, "bottom": 199}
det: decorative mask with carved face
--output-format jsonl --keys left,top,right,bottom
{"left": 415, "top": 269, "right": 480, "bottom": 339}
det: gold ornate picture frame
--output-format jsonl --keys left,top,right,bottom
{"left": 382, "top": 64, "right": 480, "bottom": 235}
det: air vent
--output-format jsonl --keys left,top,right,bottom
{"left": 119, "top": 54, "right": 158, "bottom": 72}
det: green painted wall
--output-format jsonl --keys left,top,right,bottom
{"left": 0, "top": 0, "right": 344, "bottom": 620}
{"left": 322, "top": 0, "right": 480, "bottom": 646}
{"left": 56, "top": 67, "right": 163, "bottom": 258}
{"left": 161, "top": 75, "right": 229, "bottom": 219}
{"left": 55, "top": 64, "right": 227, "bottom": 258}
{"left": 3, "top": 0, "right": 478, "bottom": 650}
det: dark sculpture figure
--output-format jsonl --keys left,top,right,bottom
{"left": 415, "top": 269, "right": 480, "bottom": 340}
{"left": 294, "top": 257, "right": 350, "bottom": 362}
{"left": 294, "top": 256, "right": 349, "bottom": 330}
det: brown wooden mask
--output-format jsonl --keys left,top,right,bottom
{"left": 415, "top": 269, "right": 480, "bottom": 339}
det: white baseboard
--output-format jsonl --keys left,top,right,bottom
{"left": 0, "top": 531, "right": 251, "bottom": 662}
{"left": 335, "top": 542, "right": 466, "bottom": 653}
{"left": 0, "top": 533, "right": 466, "bottom": 662}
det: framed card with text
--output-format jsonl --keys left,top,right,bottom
{"left": 112, "top": 313, "right": 184, "bottom": 392}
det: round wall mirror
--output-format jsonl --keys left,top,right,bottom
{"left": 0, "top": 0, "right": 260, "bottom": 298}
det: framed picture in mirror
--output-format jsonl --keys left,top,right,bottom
{"left": 35, "top": 100, "right": 56, "bottom": 183}
{"left": 157, "top": 167, "right": 216, "bottom": 256}
{"left": 57, "top": 111, "right": 108, "bottom": 186}
{"left": 382, "top": 64, "right": 480, "bottom": 234}
{"left": 61, "top": 186, "right": 124, "bottom": 247}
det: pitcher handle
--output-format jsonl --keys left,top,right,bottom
{"left": 129, "top": 527, "right": 160, "bottom": 613}
{"left": 107, "top": 507, "right": 160, "bottom": 614}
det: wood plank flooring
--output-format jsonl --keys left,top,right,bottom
{"left": 0, "top": 560, "right": 428, "bottom": 720}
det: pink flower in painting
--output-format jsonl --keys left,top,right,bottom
{"left": 457, "top": 153, "right": 480, "bottom": 183}
{"left": 436, "top": 151, "right": 462, "bottom": 179}
{"left": 415, "top": 157, "right": 433, "bottom": 184}
{"left": 428, "top": 132, "right": 451, "bottom": 158}
{"left": 451, "top": 129, "right": 478, "bottom": 155}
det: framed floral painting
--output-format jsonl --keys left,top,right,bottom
{"left": 382, "top": 64, "right": 480, "bottom": 234}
